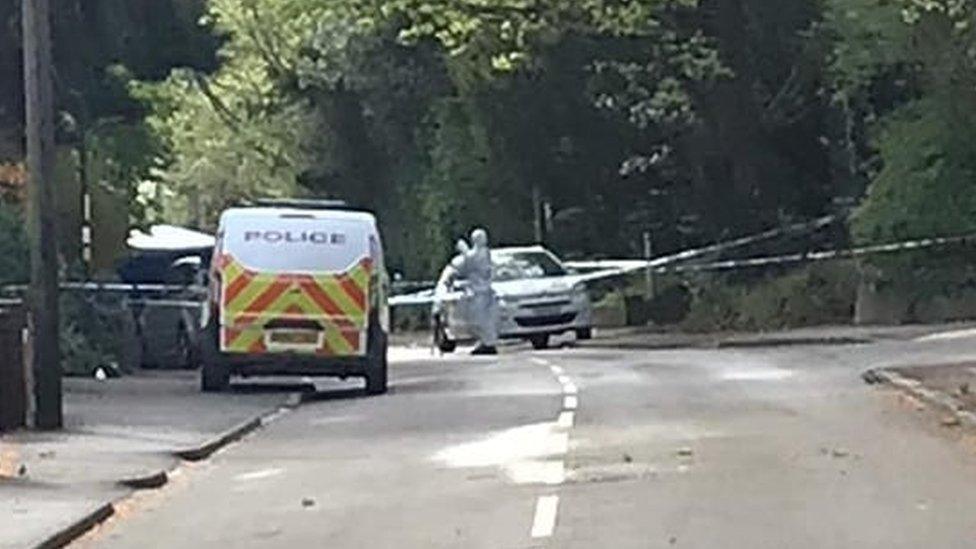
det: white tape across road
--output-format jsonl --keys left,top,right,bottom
{"left": 392, "top": 215, "right": 840, "bottom": 305}
{"left": 567, "top": 214, "right": 838, "bottom": 275}
{"left": 656, "top": 232, "right": 976, "bottom": 275}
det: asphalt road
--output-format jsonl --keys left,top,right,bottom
{"left": 79, "top": 336, "right": 976, "bottom": 548}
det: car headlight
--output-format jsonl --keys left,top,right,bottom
{"left": 572, "top": 282, "right": 589, "bottom": 299}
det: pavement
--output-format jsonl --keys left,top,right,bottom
{"left": 43, "top": 325, "right": 976, "bottom": 549}
{"left": 0, "top": 372, "right": 294, "bottom": 549}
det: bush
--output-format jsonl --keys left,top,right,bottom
{"left": 680, "top": 261, "right": 858, "bottom": 332}
{"left": 60, "top": 292, "right": 131, "bottom": 376}
{"left": 0, "top": 201, "right": 28, "bottom": 284}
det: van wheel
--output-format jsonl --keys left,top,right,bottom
{"left": 576, "top": 328, "right": 593, "bottom": 341}
{"left": 530, "top": 334, "right": 551, "bottom": 350}
{"left": 200, "top": 320, "right": 230, "bottom": 392}
{"left": 365, "top": 322, "right": 388, "bottom": 396}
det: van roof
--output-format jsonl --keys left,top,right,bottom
{"left": 221, "top": 207, "right": 377, "bottom": 224}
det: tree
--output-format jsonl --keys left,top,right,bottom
{"left": 826, "top": 0, "right": 976, "bottom": 242}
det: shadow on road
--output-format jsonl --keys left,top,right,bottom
{"left": 300, "top": 388, "right": 367, "bottom": 403}
{"left": 224, "top": 377, "right": 373, "bottom": 403}
{"left": 229, "top": 381, "right": 317, "bottom": 395}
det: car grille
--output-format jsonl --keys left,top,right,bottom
{"left": 515, "top": 313, "right": 577, "bottom": 328}
{"left": 521, "top": 300, "right": 572, "bottom": 309}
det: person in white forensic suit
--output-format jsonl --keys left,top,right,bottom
{"left": 433, "top": 228, "right": 499, "bottom": 355}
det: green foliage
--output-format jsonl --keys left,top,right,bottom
{"left": 127, "top": 0, "right": 843, "bottom": 279}
{"left": 681, "top": 262, "right": 858, "bottom": 332}
{"left": 830, "top": 0, "right": 976, "bottom": 244}
{"left": 852, "top": 99, "right": 976, "bottom": 243}
{"left": 59, "top": 293, "right": 129, "bottom": 376}
{"left": 140, "top": 67, "right": 309, "bottom": 227}
{"left": 387, "top": 0, "right": 697, "bottom": 70}
{"left": 0, "top": 202, "right": 28, "bottom": 284}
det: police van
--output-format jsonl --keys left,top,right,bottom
{"left": 199, "top": 200, "right": 389, "bottom": 395}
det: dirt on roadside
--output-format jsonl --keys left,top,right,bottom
{"left": 890, "top": 363, "right": 976, "bottom": 412}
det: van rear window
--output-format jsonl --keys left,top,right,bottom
{"left": 221, "top": 215, "right": 370, "bottom": 273}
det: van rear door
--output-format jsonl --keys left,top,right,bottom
{"left": 215, "top": 211, "right": 374, "bottom": 356}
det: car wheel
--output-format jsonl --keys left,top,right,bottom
{"left": 530, "top": 334, "right": 551, "bottom": 350}
{"left": 365, "top": 318, "right": 388, "bottom": 396}
{"left": 576, "top": 328, "right": 593, "bottom": 341}
{"left": 200, "top": 319, "right": 230, "bottom": 392}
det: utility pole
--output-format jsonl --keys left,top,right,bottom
{"left": 23, "top": 0, "right": 62, "bottom": 429}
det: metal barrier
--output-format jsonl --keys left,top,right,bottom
{"left": 0, "top": 301, "right": 26, "bottom": 431}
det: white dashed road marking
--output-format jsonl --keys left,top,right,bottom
{"left": 531, "top": 495, "right": 560, "bottom": 538}
{"left": 523, "top": 356, "right": 581, "bottom": 540}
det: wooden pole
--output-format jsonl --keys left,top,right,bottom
{"left": 23, "top": 0, "right": 62, "bottom": 429}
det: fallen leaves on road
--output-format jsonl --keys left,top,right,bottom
{"left": 0, "top": 444, "right": 19, "bottom": 478}
{"left": 941, "top": 416, "right": 961, "bottom": 427}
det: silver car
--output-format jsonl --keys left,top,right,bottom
{"left": 436, "top": 246, "right": 593, "bottom": 351}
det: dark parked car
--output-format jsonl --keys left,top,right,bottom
{"left": 117, "top": 226, "right": 213, "bottom": 369}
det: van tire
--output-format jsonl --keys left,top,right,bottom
{"left": 200, "top": 319, "right": 230, "bottom": 393}
{"left": 365, "top": 321, "right": 388, "bottom": 396}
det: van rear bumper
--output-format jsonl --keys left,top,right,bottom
{"left": 219, "top": 352, "right": 369, "bottom": 378}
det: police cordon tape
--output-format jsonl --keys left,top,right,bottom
{"left": 5, "top": 215, "right": 961, "bottom": 304}
{"left": 390, "top": 227, "right": 976, "bottom": 306}
{"left": 564, "top": 214, "right": 839, "bottom": 274}
{"left": 388, "top": 215, "right": 845, "bottom": 306}
{"left": 391, "top": 214, "right": 843, "bottom": 305}
{"left": 2, "top": 280, "right": 433, "bottom": 297}
{"left": 0, "top": 281, "right": 206, "bottom": 295}
{"left": 651, "top": 232, "right": 976, "bottom": 275}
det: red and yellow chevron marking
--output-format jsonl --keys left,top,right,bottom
{"left": 217, "top": 254, "right": 373, "bottom": 356}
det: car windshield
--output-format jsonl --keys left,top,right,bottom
{"left": 492, "top": 251, "right": 567, "bottom": 282}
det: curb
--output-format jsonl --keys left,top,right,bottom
{"left": 586, "top": 335, "right": 874, "bottom": 351}
{"left": 34, "top": 395, "right": 303, "bottom": 549}
{"left": 117, "top": 470, "right": 169, "bottom": 490}
{"left": 172, "top": 393, "right": 308, "bottom": 463}
{"left": 172, "top": 416, "right": 264, "bottom": 462}
{"left": 35, "top": 503, "right": 114, "bottom": 549}
{"left": 716, "top": 336, "right": 872, "bottom": 349}
{"left": 863, "top": 368, "right": 976, "bottom": 428}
